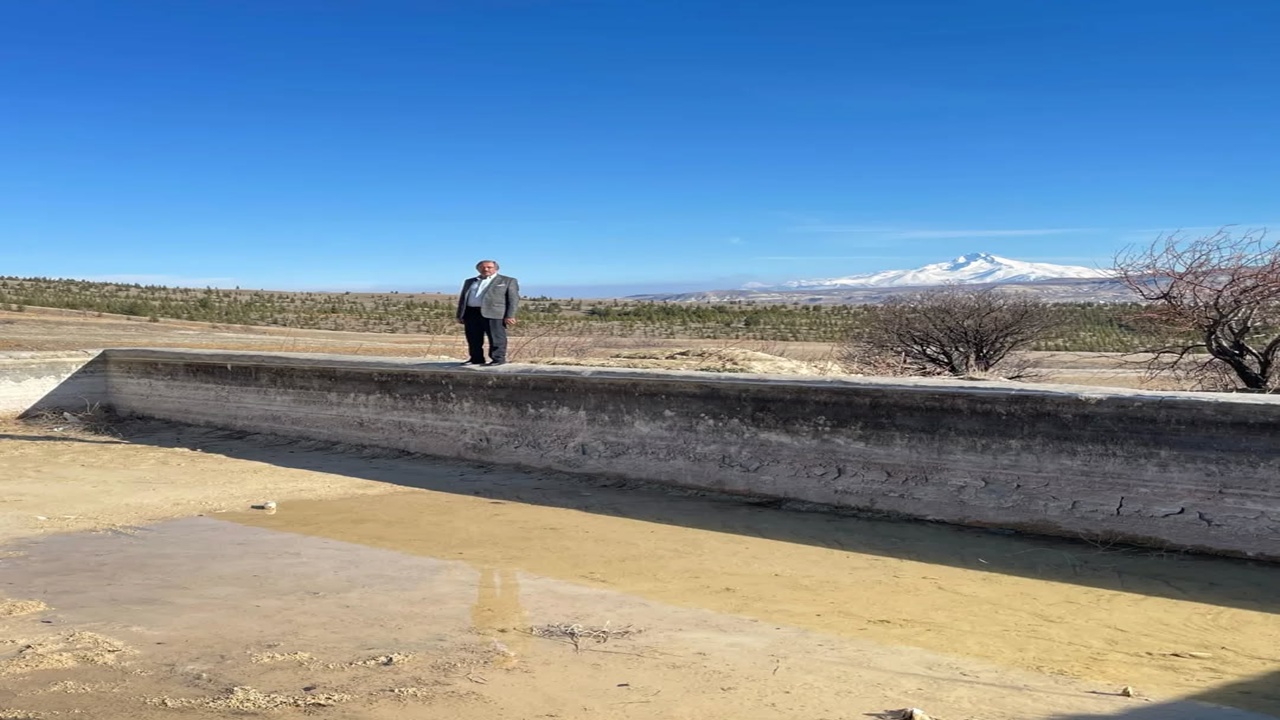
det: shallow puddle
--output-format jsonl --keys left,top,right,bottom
{"left": 1, "top": 508, "right": 1277, "bottom": 719}
{"left": 3, "top": 419, "right": 1279, "bottom": 718}
{"left": 224, "top": 481, "right": 1280, "bottom": 716}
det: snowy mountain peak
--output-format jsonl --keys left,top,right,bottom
{"left": 752, "top": 252, "right": 1112, "bottom": 290}
{"left": 952, "top": 252, "right": 995, "bottom": 266}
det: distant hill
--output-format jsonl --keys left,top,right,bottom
{"left": 750, "top": 252, "right": 1111, "bottom": 290}
{"left": 628, "top": 252, "right": 1127, "bottom": 304}
{"left": 627, "top": 278, "right": 1131, "bottom": 305}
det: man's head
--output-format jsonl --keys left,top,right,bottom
{"left": 475, "top": 260, "right": 499, "bottom": 278}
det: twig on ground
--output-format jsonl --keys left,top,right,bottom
{"left": 21, "top": 400, "right": 122, "bottom": 437}
{"left": 528, "top": 623, "right": 643, "bottom": 653}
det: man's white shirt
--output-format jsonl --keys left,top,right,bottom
{"left": 467, "top": 275, "right": 496, "bottom": 306}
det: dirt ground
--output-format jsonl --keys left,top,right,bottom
{"left": 0, "top": 306, "right": 1162, "bottom": 385}
{"left": 2, "top": 419, "right": 1279, "bottom": 719}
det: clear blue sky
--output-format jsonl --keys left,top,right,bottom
{"left": 3, "top": 1, "right": 1277, "bottom": 297}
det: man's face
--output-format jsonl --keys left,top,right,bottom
{"left": 477, "top": 262, "right": 498, "bottom": 278}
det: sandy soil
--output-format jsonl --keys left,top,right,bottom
{"left": 1, "top": 420, "right": 1278, "bottom": 719}
{"left": 0, "top": 419, "right": 402, "bottom": 541}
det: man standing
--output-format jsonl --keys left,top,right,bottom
{"left": 456, "top": 259, "right": 520, "bottom": 366}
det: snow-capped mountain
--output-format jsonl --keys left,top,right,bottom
{"left": 750, "top": 252, "right": 1112, "bottom": 290}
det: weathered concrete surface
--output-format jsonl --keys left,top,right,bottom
{"left": 0, "top": 350, "right": 107, "bottom": 415}
{"left": 95, "top": 348, "right": 1280, "bottom": 561}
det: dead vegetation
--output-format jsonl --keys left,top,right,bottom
{"left": 840, "top": 287, "right": 1055, "bottom": 380}
{"left": 528, "top": 623, "right": 642, "bottom": 652}
{"left": 19, "top": 402, "right": 121, "bottom": 438}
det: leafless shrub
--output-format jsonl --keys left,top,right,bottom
{"left": 1114, "top": 227, "right": 1280, "bottom": 392}
{"left": 840, "top": 286, "right": 1056, "bottom": 379}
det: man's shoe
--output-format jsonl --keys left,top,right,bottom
{"left": 486, "top": 360, "right": 508, "bottom": 366}
{"left": 459, "top": 360, "right": 485, "bottom": 366}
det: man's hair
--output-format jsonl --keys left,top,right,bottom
{"left": 476, "top": 259, "right": 500, "bottom": 270}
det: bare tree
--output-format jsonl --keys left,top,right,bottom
{"left": 1114, "top": 227, "right": 1280, "bottom": 392}
{"left": 840, "top": 286, "right": 1055, "bottom": 378}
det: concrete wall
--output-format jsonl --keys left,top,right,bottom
{"left": 0, "top": 351, "right": 108, "bottom": 416}
{"left": 92, "top": 348, "right": 1280, "bottom": 561}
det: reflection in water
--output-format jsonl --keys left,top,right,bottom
{"left": 470, "top": 567, "right": 528, "bottom": 667}
{"left": 231, "top": 489, "right": 1280, "bottom": 715}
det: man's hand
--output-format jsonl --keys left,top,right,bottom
{"left": 503, "top": 317, "right": 517, "bottom": 327}
{"left": 457, "top": 318, "right": 465, "bottom": 324}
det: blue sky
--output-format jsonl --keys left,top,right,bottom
{"left": 3, "top": 1, "right": 1277, "bottom": 297}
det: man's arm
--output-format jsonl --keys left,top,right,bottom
{"left": 503, "top": 278, "right": 520, "bottom": 326}
{"left": 457, "top": 280, "right": 471, "bottom": 323}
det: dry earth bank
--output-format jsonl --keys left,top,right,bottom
{"left": 0, "top": 307, "right": 1165, "bottom": 386}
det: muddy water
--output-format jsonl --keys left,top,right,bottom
{"left": 227, "top": 481, "right": 1280, "bottom": 715}
{"left": 12, "top": 516, "right": 1260, "bottom": 720}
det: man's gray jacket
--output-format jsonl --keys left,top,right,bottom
{"left": 456, "top": 274, "right": 520, "bottom": 321}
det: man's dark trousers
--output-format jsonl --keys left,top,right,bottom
{"left": 463, "top": 306, "right": 507, "bottom": 364}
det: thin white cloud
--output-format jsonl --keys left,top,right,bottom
{"left": 895, "top": 228, "right": 1095, "bottom": 239}
{"left": 1130, "top": 226, "right": 1223, "bottom": 234}
{"left": 788, "top": 225, "right": 1095, "bottom": 238}
{"left": 756, "top": 255, "right": 913, "bottom": 261}
{"left": 787, "top": 224, "right": 897, "bottom": 234}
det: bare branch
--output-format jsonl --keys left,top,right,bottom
{"left": 1113, "top": 227, "right": 1280, "bottom": 391}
